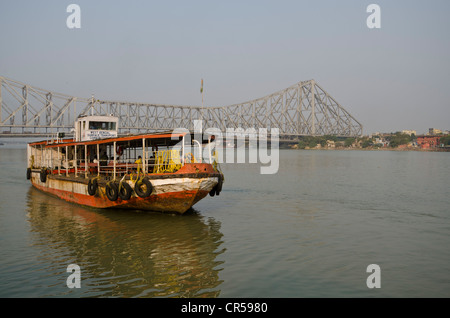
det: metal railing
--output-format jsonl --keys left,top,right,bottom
{"left": 29, "top": 145, "right": 220, "bottom": 181}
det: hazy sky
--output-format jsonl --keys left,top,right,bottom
{"left": 1, "top": 0, "right": 449, "bottom": 134}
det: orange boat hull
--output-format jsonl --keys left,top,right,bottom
{"left": 30, "top": 163, "right": 221, "bottom": 214}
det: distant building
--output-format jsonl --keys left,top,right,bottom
{"left": 428, "top": 128, "right": 442, "bottom": 135}
{"left": 402, "top": 130, "right": 416, "bottom": 136}
{"left": 417, "top": 135, "right": 441, "bottom": 149}
{"left": 373, "top": 137, "right": 389, "bottom": 147}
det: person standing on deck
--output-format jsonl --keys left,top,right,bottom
{"left": 135, "top": 155, "right": 142, "bottom": 174}
{"left": 100, "top": 151, "right": 108, "bottom": 167}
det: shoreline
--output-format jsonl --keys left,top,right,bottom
{"left": 287, "top": 146, "right": 450, "bottom": 152}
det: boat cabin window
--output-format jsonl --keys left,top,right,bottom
{"left": 89, "top": 121, "right": 117, "bottom": 131}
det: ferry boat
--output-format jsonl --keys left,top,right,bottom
{"left": 26, "top": 115, "right": 224, "bottom": 214}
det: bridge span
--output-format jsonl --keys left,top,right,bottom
{"left": 0, "top": 76, "right": 362, "bottom": 139}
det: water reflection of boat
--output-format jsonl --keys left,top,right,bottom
{"left": 26, "top": 187, "right": 225, "bottom": 297}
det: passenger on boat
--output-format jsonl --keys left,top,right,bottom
{"left": 100, "top": 152, "right": 108, "bottom": 166}
{"left": 135, "top": 156, "right": 142, "bottom": 172}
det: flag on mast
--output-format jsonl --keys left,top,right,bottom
{"left": 200, "top": 79, "right": 203, "bottom": 93}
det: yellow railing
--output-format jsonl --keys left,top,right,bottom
{"left": 153, "top": 150, "right": 182, "bottom": 173}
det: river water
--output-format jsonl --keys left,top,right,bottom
{"left": 0, "top": 139, "right": 449, "bottom": 298}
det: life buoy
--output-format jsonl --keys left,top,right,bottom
{"left": 135, "top": 177, "right": 152, "bottom": 198}
{"left": 88, "top": 178, "right": 98, "bottom": 196}
{"left": 118, "top": 182, "right": 133, "bottom": 200}
{"left": 105, "top": 182, "right": 119, "bottom": 201}
{"left": 40, "top": 168, "right": 48, "bottom": 183}
{"left": 26, "top": 168, "right": 31, "bottom": 180}
{"left": 116, "top": 145, "right": 123, "bottom": 156}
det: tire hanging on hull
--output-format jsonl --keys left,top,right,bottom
{"left": 88, "top": 178, "right": 98, "bottom": 196}
{"left": 209, "top": 174, "right": 223, "bottom": 197}
{"left": 105, "top": 182, "right": 119, "bottom": 201}
{"left": 118, "top": 182, "right": 133, "bottom": 200}
{"left": 40, "top": 168, "right": 48, "bottom": 183}
{"left": 215, "top": 174, "right": 223, "bottom": 196}
{"left": 135, "top": 177, "right": 152, "bottom": 198}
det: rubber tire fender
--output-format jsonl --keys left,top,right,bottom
{"left": 88, "top": 178, "right": 98, "bottom": 196}
{"left": 40, "top": 168, "right": 47, "bottom": 183}
{"left": 105, "top": 182, "right": 119, "bottom": 201}
{"left": 215, "top": 174, "right": 223, "bottom": 196}
{"left": 209, "top": 174, "right": 223, "bottom": 197}
{"left": 135, "top": 177, "right": 153, "bottom": 198}
{"left": 118, "top": 182, "right": 133, "bottom": 200}
{"left": 26, "top": 168, "right": 31, "bottom": 180}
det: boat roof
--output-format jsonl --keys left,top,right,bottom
{"left": 28, "top": 130, "right": 214, "bottom": 148}
{"left": 29, "top": 131, "right": 188, "bottom": 148}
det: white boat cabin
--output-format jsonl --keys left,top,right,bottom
{"left": 75, "top": 115, "right": 118, "bottom": 142}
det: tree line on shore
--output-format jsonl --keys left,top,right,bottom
{"left": 296, "top": 133, "right": 450, "bottom": 150}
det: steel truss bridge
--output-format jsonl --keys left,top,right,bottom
{"left": 0, "top": 76, "right": 362, "bottom": 139}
